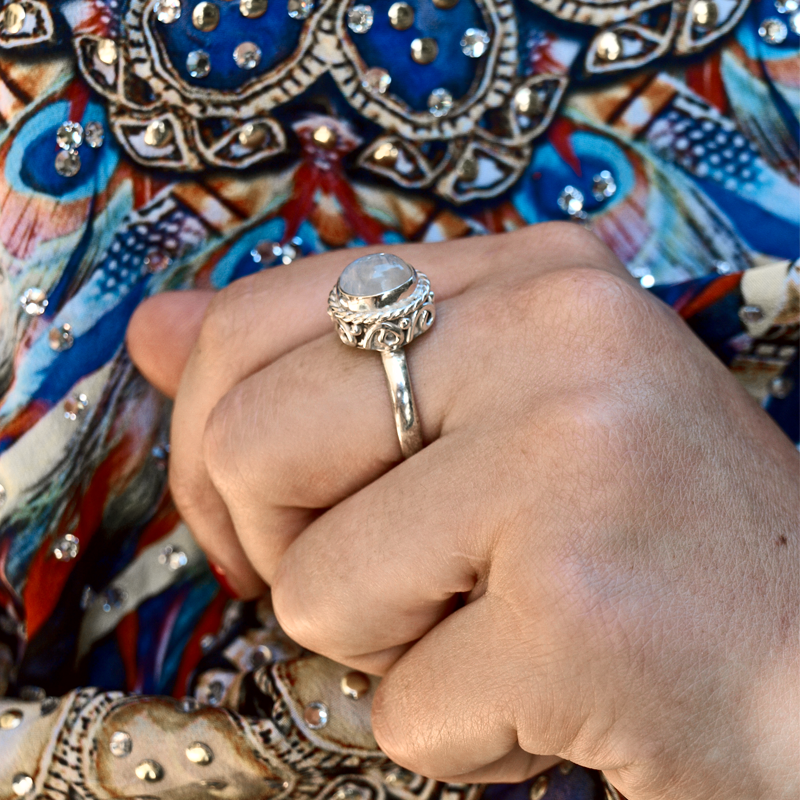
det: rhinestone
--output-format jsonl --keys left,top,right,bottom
{"left": 596, "top": 30, "right": 622, "bottom": 61}
{"left": 101, "top": 586, "right": 126, "bottom": 612}
{"left": 155, "top": 0, "right": 181, "bottom": 22}
{"left": 559, "top": 761, "right": 575, "bottom": 775}
{"left": 770, "top": 376, "right": 794, "bottom": 399}
{"left": 557, "top": 185, "right": 585, "bottom": 217}
{"left": 714, "top": 260, "right": 734, "bottom": 275}
{"left": 529, "top": 775, "right": 548, "bottom": 800}
{"left": 775, "top": 0, "right": 798, "bottom": 11}
{"left": 739, "top": 305, "right": 764, "bottom": 324}
{"left": 251, "top": 241, "right": 277, "bottom": 263}
{"left": 348, "top": 4, "right": 373, "bottom": 32}
{"left": 312, "top": 125, "right": 337, "bottom": 148}
{"left": 513, "top": 86, "right": 542, "bottom": 117}
{"left": 152, "top": 444, "right": 169, "bottom": 469}
{"left": 427, "top": 87, "right": 452, "bottom": 117}
{"left": 143, "top": 120, "right": 171, "bottom": 148}
{"left": 180, "top": 697, "right": 199, "bottom": 712}
{"left": 84, "top": 121, "right": 104, "bottom": 149}
{"left": 692, "top": 0, "right": 718, "bottom": 27}
{"left": 276, "top": 242, "right": 297, "bottom": 264}
{"left": 457, "top": 156, "right": 479, "bottom": 182}
{"left": 373, "top": 141, "right": 398, "bottom": 164}
{"left": 64, "top": 394, "right": 89, "bottom": 421}
{"left": 200, "top": 634, "right": 215, "bottom": 652}
{"left": 247, "top": 645, "right": 273, "bottom": 669}
{"left": 303, "top": 701, "right": 329, "bottom": 729}
{"left": 52, "top": 533, "right": 80, "bottom": 561}
{"left": 432, "top": 0, "right": 458, "bottom": 7}
{"left": 110, "top": 730, "right": 133, "bottom": 757}
{"left": 640, "top": 274, "right": 656, "bottom": 288}
{"left": 233, "top": 42, "right": 261, "bottom": 70}
{"left": 411, "top": 36, "right": 438, "bottom": 64}
{"left": 192, "top": 1, "right": 219, "bottom": 29}
{"left": 206, "top": 680, "right": 225, "bottom": 705}
{"left": 55, "top": 150, "right": 81, "bottom": 177}
{"left": 0, "top": 709, "right": 22, "bottom": 729}
{"left": 460, "top": 27, "right": 490, "bottom": 58}
{"left": 388, "top": 1, "right": 413, "bottom": 28}
{"left": 340, "top": 670, "right": 371, "bottom": 699}
{"left": 240, "top": 0, "right": 267, "bottom": 16}
{"left": 187, "top": 50, "right": 211, "bottom": 78}
{"left": 591, "top": 169, "right": 617, "bottom": 200}
{"left": 758, "top": 17, "right": 787, "bottom": 42}
{"left": 57, "top": 121, "right": 83, "bottom": 151}
{"left": 95, "top": 38, "right": 118, "bottom": 66}
{"left": 19, "top": 686, "right": 45, "bottom": 702}
{"left": 3, "top": 3, "right": 25, "bottom": 34}
{"left": 144, "top": 251, "right": 171, "bottom": 273}
{"left": 287, "top": 0, "right": 313, "bottom": 18}
{"left": 158, "top": 545, "right": 188, "bottom": 570}
{"left": 361, "top": 67, "right": 391, "bottom": 94}
{"left": 238, "top": 122, "right": 268, "bottom": 149}
{"left": 20, "top": 288, "right": 48, "bottom": 316}
{"left": 790, "top": 10, "right": 800, "bottom": 31}
{"left": 40, "top": 697, "right": 58, "bottom": 716}
{"left": 11, "top": 774, "right": 33, "bottom": 797}
{"left": 186, "top": 741, "right": 214, "bottom": 765}
{"left": 135, "top": 759, "right": 164, "bottom": 782}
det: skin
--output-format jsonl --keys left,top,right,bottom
{"left": 126, "top": 223, "right": 799, "bottom": 798}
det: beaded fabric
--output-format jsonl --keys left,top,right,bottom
{"left": 0, "top": 0, "right": 797, "bottom": 797}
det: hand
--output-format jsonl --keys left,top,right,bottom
{"left": 127, "top": 224, "right": 799, "bottom": 798}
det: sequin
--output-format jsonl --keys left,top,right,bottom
{"left": 0, "top": 709, "right": 23, "bottom": 729}
{"left": 591, "top": 170, "right": 617, "bottom": 200}
{"left": 287, "top": 0, "right": 313, "bottom": 19}
{"left": 340, "top": 670, "right": 371, "bottom": 699}
{"left": 155, "top": 0, "right": 182, "bottom": 22}
{"left": 427, "top": 87, "right": 453, "bottom": 117}
{"left": 109, "top": 730, "right": 133, "bottom": 757}
{"left": 411, "top": 37, "right": 438, "bottom": 64}
{"left": 595, "top": 30, "right": 622, "bottom": 61}
{"left": 303, "top": 701, "right": 329, "bottom": 729}
{"left": 187, "top": 50, "right": 211, "bottom": 79}
{"left": 96, "top": 38, "right": 118, "bottom": 65}
{"left": 57, "top": 122, "right": 83, "bottom": 150}
{"left": 52, "top": 533, "right": 80, "bottom": 561}
{"left": 361, "top": 67, "right": 391, "bottom": 94}
{"left": 460, "top": 28, "right": 490, "bottom": 58}
{"left": 3, "top": 3, "right": 25, "bottom": 34}
{"left": 186, "top": 742, "right": 214, "bottom": 765}
{"left": 758, "top": 17, "right": 788, "bottom": 42}
{"left": 20, "top": 288, "right": 48, "bottom": 316}
{"left": 233, "top": 42, "right": 261, "bottom": 70}
{"left": 388, "top": 1, "right": 413, "bottom": 29}
{"left": 135, "top": 759, "right": 164, "bottom": 782}
{"left": 240, "top": 0, "right": 267, "bottom": 17}
{"left": 85, "top": 121, "right": 105, "bottom": 149}
{"left": 557, "top": 185, "right": 585, "bottom": 217}
{"left": 144, "top": 121, "right": 171, "bottom": 149}
{"left": 529, "top": 775, "right": 548, "bottom": 800}
{"left": 192, "top": 1, "right": 219, "bottom": 30}
{"left": 11, "top": 774, "right": 33, "bottom": 797}
{"left": 348, "top": 4, "right": 373, "bottom": 32}
{"left": 55, "top": 150, "right": 81, "bottom": 177}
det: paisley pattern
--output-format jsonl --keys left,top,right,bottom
{"left": 0, "top": 0, "right": 796, "bottom": 796}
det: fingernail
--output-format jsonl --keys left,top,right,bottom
{"left": 208, "top": 562, "right": 242, "bottom": 599}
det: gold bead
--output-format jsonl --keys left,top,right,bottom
{"left": 513, "top": 86, "right": 542, "bottom": 117}
{"left": 529, "top": 775, "right": 549, "bottom": 800}
{"left": 238, "top": 122, "right": 267, "bottom": 149}
{"left": 240, "top": 0, "right": 267, "bottom": 16}
{"left": 410, "top": 37, "right": 438, "bottom": 65}
{"left": 432, "top": 0, "right": 459, "bottom": 7}
{"left": 134, "top": 759, "right": 164, "bottom": 782}
{"left": 192, "top": 1, "right": 219, "bottom": 30}
{"left": 3, "top": 2, "right": 25, "bottom": 34}
{"left": 373, "top": 141, "right": 398, "bottom": 165}
{"left": 388, "top": 1, "right": 413, "bottom": 29}
{"left": 692, "top": 0, "right": 718, "bottom": 27}
{"left": 340, "top": 670, "right": 371, "bottom": 700}
{"left": 595, "top": 30, "right": 621, "bottom": 62}
{"left": 185, "top": 741, "right": 214, "bottom": 765}
{"left": 96, "top": 37, "right": 118, "bottom": 65}
{"left": 144, "top": 119, "right": 172, "bottom": 147}
{"left": 312, "top": 125, "right": 337, "bottom": 149}
{"left": 0, "top": 709, "right": 22, "bottom": 729}
{"left": 457, "top": 156, "right": 478, "bottom": 182}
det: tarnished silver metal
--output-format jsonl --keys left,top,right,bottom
{"left": 328, "top": 253, "right": 435, "bottom": 459}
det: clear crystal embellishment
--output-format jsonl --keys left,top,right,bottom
{"left": 11, "top": 774, "right": 33, "bottom": 797}
{"left": 348, "top": 4, "right": 373, "bottom": 32}
{"left": 758, "top": 17, "right": 788, "bottom": 42}
{"left": 57, "top": 122, "right": 83, "bottom": 150}
{"left": 287, "top": 0, "right": 313, "bottom": 18}
{"left": 84, "top": 121, "right": 104, "bottom": 148}
{"left": 55, "top": 150, "right": 81, "bottom": 177}
{"left": 20, "top": 288, "right": 48, "bottom": 315}
{"left": 155, "top": 0, "right": 182, "bottom": 22}
{"left": 775, "top": 0, "right": 798, "bottom": 9}
{"left": 557, "top": 186, "right": 586, "bottom": 217}
{"left": 460, "top": 28, "right": 490, "bottom": 58}
{"left": 362, "top": 67, "right": 391, "bottom": 94}
{"left": 52, "top": 533, "right": 80, "bottom": 561}
{"left": 109, "top": 730, "right": 132, "bottom": 757}
{"left": 64, "top": 394, "right": 89, "bottom": 421}
{"left": 187, "top": 49, "right": 211, "bottom": 78}
{"left": 591, "top": 170, "right": 617, "bottom": 200}
{"left": 233, "top": 42, "right": 261, "bottom": 69}
{"left": 428, "top": 87, "right": 453, "bottom": 117}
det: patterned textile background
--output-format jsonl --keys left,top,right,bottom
{"left": 0, "top": 0, "right": 796, "bottom": 796}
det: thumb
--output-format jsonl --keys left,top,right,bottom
{"left": 126, "top": 290, "right": 214, "bottom": 397}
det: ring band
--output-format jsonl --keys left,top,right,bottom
{"left": 328, "top": 253, "right": 435, "bottom": 459}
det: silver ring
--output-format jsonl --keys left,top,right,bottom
{"left": 328, "top": 253, "right": 436, "bottom": 459}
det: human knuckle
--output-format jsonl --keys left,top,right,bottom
{"left": 196, "top": 279, "right": 257, "bottom": 362}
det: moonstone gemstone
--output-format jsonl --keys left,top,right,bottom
{"left": 339, "top": 253, "right": 413, "bottom": 297}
